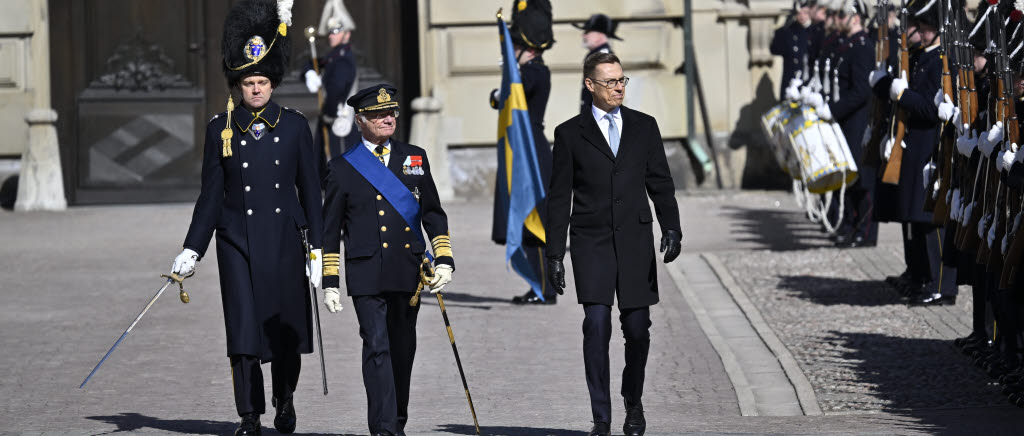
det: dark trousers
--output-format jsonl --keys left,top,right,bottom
{"left": 906, "top": 223, "right": 957, "bottom": 295}
{"left": 230, "top": 353, "right": 301, "bottom": 417}
{"left": 352, "top": 293, "right": 420, "bottom": 435}
{"left": 847, "top": 186, "right": 878, "bottom": 243}
{"left": 582, "top": 304, "right": 651, "bottom": 424}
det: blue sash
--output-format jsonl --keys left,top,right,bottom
{"left": 343, "top": 145, "right": 433, "bottom": 261}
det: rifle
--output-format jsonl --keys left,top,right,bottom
{"left": 882, "top": 4, "right": 910, "bottom": 185}
{"left": 864, "top": 0, "right": 891, "bottom": 167}
{"left": 927, "top": 0, "right": 954, "bottom": 220}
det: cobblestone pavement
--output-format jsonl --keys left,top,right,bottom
{"left": 713, "top": 192, "right": 1017, "bottom": 417}
{"left": 2, "top": 192, "right": 1021, "bottom": 435}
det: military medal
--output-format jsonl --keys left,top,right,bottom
{"left": 251, "top": 122, "right": 266, "bottom": 141}
{"left": 410, "top": 155, "right": 423, "bottom": 175}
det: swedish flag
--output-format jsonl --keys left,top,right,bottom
{"left": 495, "top": 15, "right": 547, "bottom": 297}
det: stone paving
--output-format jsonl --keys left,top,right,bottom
{"left": 1, "top": 191, "right": 1022, "bottom": 435}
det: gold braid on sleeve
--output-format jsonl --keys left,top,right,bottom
{"left": 430, "top": 234, "right": 453, "bottom": 259}
{"left": 323, "top": 253, "right": 341, "bottom": 277}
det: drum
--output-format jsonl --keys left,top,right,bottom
{"left": 784, "top": 106, "right": 859, "bottom": 194}
{"left": 761, "top": 102, "right": 801, "bottom": 177}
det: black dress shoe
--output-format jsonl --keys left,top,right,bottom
{"left": 272, "top": 396, "right": 296, "bottom": 434}
{"left": 372, "top": 432, "right": 395, "bottom": 436}
{"left": 235, "top": 413, "right": 261, "bottom": 436}
{"left": 623, "top": 402, "right": 646, "bottom": 436}
{"left": 588, "top": 422, "right": 611, "bottom": 436}
{"left": 511, "top": 290, "right": 557, "bottom": 305}
{"left": 908, "top": 293, "right": 956, "bottom": 306}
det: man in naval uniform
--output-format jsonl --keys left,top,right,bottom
{"left": 321, "top": 84, "right": 455, "bottom": 436}
{"left": 771, "top": 0, "right": 817, "bottom": 98}
{"left": 304, "top": 0, "right": 360, "bottom": 175}
{"left": 169, "top": 1, "right": 322, "bottom": 435}
{"left": 575, "top": 13, "right": 621, "bottom": 114}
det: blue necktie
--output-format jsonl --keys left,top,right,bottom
{"left": 605, "top": 113, "right": 620, "bottom": 156}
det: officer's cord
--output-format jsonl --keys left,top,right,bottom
{"left": 409, "top": 257, "right": 436, "bottom": 306}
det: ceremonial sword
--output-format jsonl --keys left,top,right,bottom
{"left": 79, "top": 272, "right": 192, "bottom": 388}
{"left": 301, "top": 227, "right": 329, "bottom": 396}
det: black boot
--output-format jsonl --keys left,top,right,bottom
{"left": 587, "top": 421, "right": 611, "bottom": 436}
{"left": 235, "top": 413, "right": 261, "bottom": 436}
{"left": 272, "top": 396, "right": 296, "bottom": 434}
{"left": 623, "top": 400, "right": 646, "bottom": 436}
{"left": 511, "top": 289, "right": 557, "bottom": 305}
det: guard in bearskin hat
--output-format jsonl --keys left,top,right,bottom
{"left": 489, "top": 0, "right": 558, "bottom": 305}
{"left": 169, "top": 1, "right": 323, "bottom": 434}
{"left": 576, "top": 13, "right": 621, "bottom": 113}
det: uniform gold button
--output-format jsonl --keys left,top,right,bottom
{"left": 376, "top": 194, "right": 382, "bottom": 200}
{"left": 379, "top": 210, "right": 385, "bottom": 216}
{"left": 382, "top": 242, "right": 389, "bottom": 248}
{"left": 404, "top": 227, "right": 410, "bottom": 232}
{"left": 404, "top": 244, "right": 410, "bottom": 249}
{"left": 381, "top": 226, "right": 387, "bottom": 232}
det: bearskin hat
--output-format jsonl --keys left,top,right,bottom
{"left": 222, "top": 0, "right": 292, "bottom": 87}
{"left": 509, "top": 0, "right": 555, "bottom": 50}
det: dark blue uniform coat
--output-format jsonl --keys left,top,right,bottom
{"left": 183, "top": 100, "right": 323, "bottom": 361}
{"left": 829, "top": 31, "right": 876, "bottom": 189}
{"left": 304, "top": 44, "right": 360, "bottom": 170}
{"left": 873, "top": 46, "right": 942, "bottom": 223}
{"left": 771, "top": 21, "right": 816, "bottom": 96}
{"left": 546, "top": 106, "right": 682, "bottom": 309}
{"left": 321, "top": 140, "right": 454, "bottom": 294}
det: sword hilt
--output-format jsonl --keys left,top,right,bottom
{"left": 160, "top": 272, "right": 191, "bottom": 304}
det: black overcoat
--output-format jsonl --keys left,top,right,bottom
{"left": 872, "top": 46, "right": 942, "bottom": 223}
{"left": 546, "top": 106, "right": 682, "bottom": 309}
{"left": 321, "top": 139, "right": 454, "bottom": 295}
{"left": 183, "top": 100, "right": 323, "bottom": 361}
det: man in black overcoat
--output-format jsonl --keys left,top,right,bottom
{"left": 170, "top": 1, "right": 322, "bottom": 435}
{"left": 321, "top": 84, "right": 455, "bottom": 436}
{"left": 546, "top": 52, "right": 682, "bottom": 436}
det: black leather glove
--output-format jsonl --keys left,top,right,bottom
{"left": 547, "top": 258, "right": 565, "bottom": 294}
{"left": 660, "top": 229, "right": 682, "bottom": 263}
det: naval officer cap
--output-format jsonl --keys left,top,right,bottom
{"left": 347, "top": 84, "right": 400, "bottom": 113}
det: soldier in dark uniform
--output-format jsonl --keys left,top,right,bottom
{"left": 489, "top": 0, "right": 557, "bottom": 304}
{"left": 575, "top": 13, "right": 621, "bottom": 113}
{"left": 321, "top": 84, "right": 455, "bottom": 436}
{"left": 303, "top": 0, "right": 359, "bottom": 176}
{"left": 169, "top": 1, "right": 322, "bottom": 435}
{"left": 871, "top": 0, "right": 957, "bottom": 302}
{"left": 771, "top": 0, "right": 817, "bottom": 97}
{"left": 546, "top": 52, "right": 682, "bottom": 436}
{"left": 809, "top": 0, "right": 878, "bottom": 247}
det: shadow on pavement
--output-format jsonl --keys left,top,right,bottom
{"left": 819, "top": 331, "right": 1012, "bottom": 434}
{"left": 434, "top": 423, "right": 582, "bottom": 435}
{"left": 719, "top": 205, "right": 832, "bottom": 251}
{"left": 776, "top": 275, "right": 898, "bottom": 307}
{"left": 433, "top": 291, "right": 514, "bottom": 305}
{"left": 85, "top": 412, "right": 354, "bottom": 435}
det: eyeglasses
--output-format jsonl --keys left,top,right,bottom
{"left": 589, "top": 76, "right": 630, "bottom": 89}
{"left": 365, "top": 109, "right": 399, "bottom": 120}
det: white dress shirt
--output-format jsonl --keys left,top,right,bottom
{"left": 591, "top": 104, "right": 623, "bottom": 148}
{"left": 362, "top": 137, "right": 392, "bottom": 166}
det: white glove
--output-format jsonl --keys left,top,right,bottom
{"left": 987, "top": 215, "right": 998, "bottom": 248}
{"left": 784, "top": 85, "right": 801, "bottom": 102}
{"left": 816, "top": 103, "right": 833, "bottom": 120}
{"left": 788, "top": 75, "right": 804, "bottom": 91}
{"left": 324, "top": 287, "right": 343, "bottom": 313}
{"left": 869, "top": 62, "right": 889, "bottom": 87}
{"left": 304, "top": 70, "right": 321, "bottom": 93}
{"left": 923, "top": 162, "right": 936, "bottom": 190}
{"left": 171, "top": 248, "right": 199, "bottom": 276}
{"left": 956, "top": 128, "right": 977, "bottom": 157}
{"left": 332, "top": 103, "right": 354, "bottom": 137}
{"left": 804, "top": 91, "right": 824, "bottom": 108}
{"left": 428, "top": 264, "right": 453, "bottom": 294}
{"left": 964, "top": 202, "right": 975, "bottom": 227}
{"left": 978, "top": 213, "right": 990, "bottom": 240}
{"left": 306, "top": 248, "right": 322, "bottom": 288}
{"left": 978, "top": 122, "right": 1004, "bottom": 156}
{"left": 937, "top": 94, "right": 960, "bottom": 123}
{"left": 799, "top": 85, "right": 812, "bottom": 103}
{"left": 996, "top": 150, "right": 1008, "bottom": 172}
{"left": 1002, "top": 143, "right": 1018, "bottom": 171}
{"left": 881, "top": 135, "right": 905, "bottom": 160}
{"left": 889, "top": 71, "right": 908, "bottom": 102}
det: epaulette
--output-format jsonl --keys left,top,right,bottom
{"left": 282, "top": 106, "right": 307, "bottom": 119}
